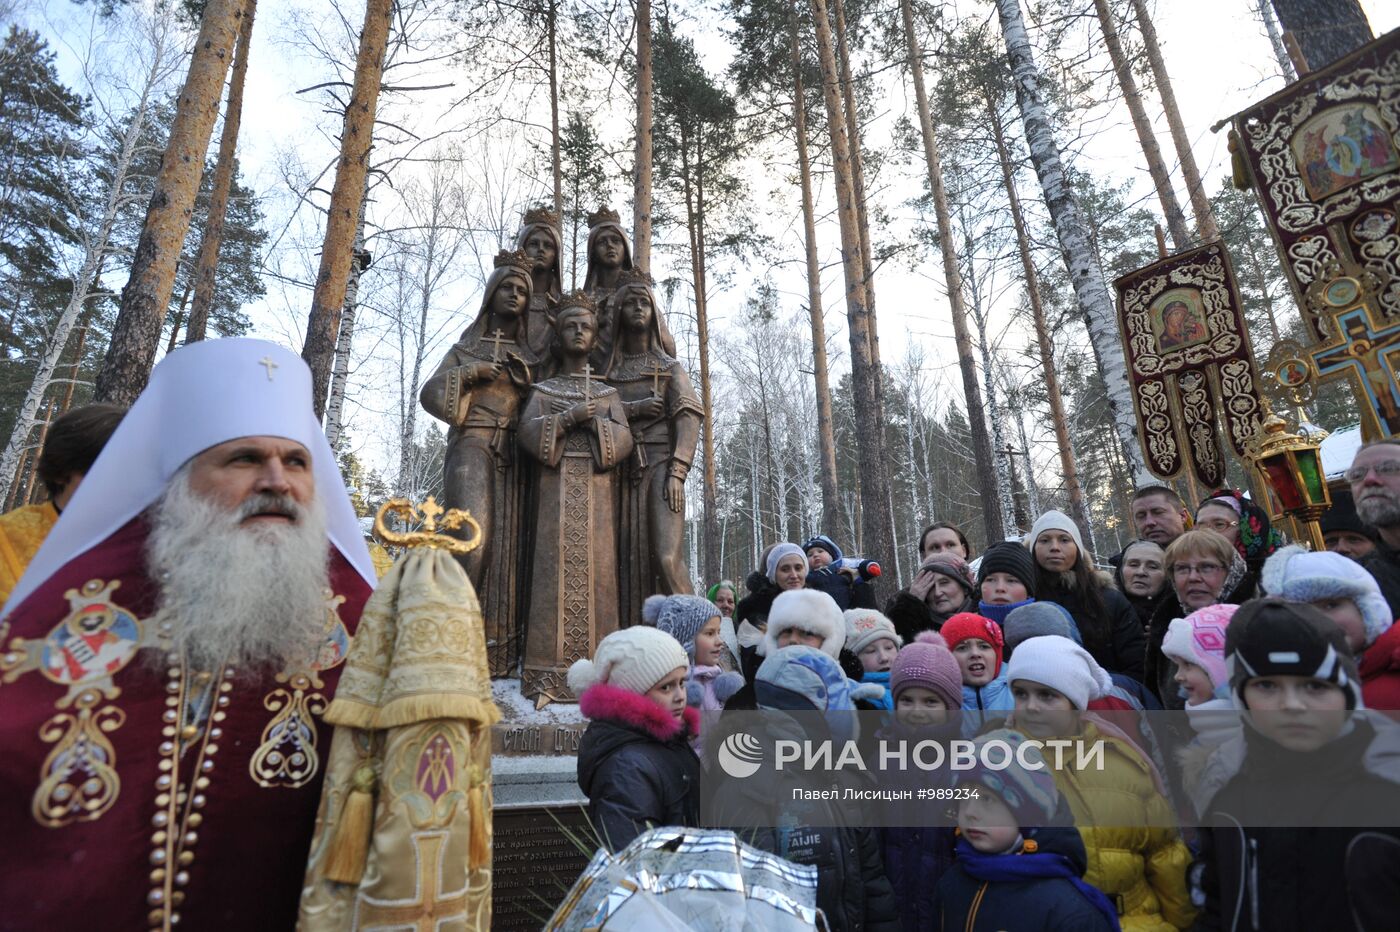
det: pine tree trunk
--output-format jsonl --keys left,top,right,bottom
{"left": 1127, "top": 0, "right": 1219, "bottom": 243}
{"left": 996, "top": 0, "right": 1151, "bottom": 483}
{"left": 987, "top": 91, "right": 1092, "bottom": 549}
{"left": 632, "top": 0, "right": 653, "bottom": 271}
{"left": 1270, "top": 0, "right": 1372, "bottom": 71}
{"left": 185, "top": 0, "right": 256, "bottom": 344}
{"left": 678, "top": 122, "right": 721, "bottom": 583}
{"left": 810, "top": 0, "right": 896, "bottom": 575}
{"left": 1091, "top": 0, "right": 1191, "bottom": 251}
{"left": 791, "top": 5, "right": 841, "bottom": 537}
{"left": 548, "top": 0, "right": 562, "bottom": 216}
{"left": 302, "top": 0, "right": 392, "bottom": 418}
{"left": 94, "top": 0, "right": 247, "bottom": 404}
{"left": 1258, "top": 0, "right": 1298, "bottom": 81}
{"left": 59, "top": 311, "right": 92, "bottom": 415}
{"left": 898, "top": 0, "right": 1006, "bottom": 541}
{"left": 324, "top": 192, "right": 370, "bottom": 453}
{"left": 166, "top": 281, "right": 191, "bottom": 352}
{"left": 965, "top": 245, "right": 1018, "bottom": 537}
{"left": 22, "top": 401, "right": 57, "bottom": 506}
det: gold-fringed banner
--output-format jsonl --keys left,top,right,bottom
{"left": 1116, "top": 242, "right": 1264, "bottom": 486}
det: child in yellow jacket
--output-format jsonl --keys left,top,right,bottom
{"left": 1006, "top": 634, "right": 1195, "bottom": 932}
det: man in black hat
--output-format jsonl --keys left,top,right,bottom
{"left": 1321, "top": 488, "right": 1379, "bottom": 562}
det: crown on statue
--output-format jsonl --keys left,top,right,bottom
{"left": 587, "top": 206, "right": 622, "bottom": 228}
{"left": 615, "top": 268, "right": 654, "bottom": 289}
{"left": 522, "top": 204, "right": 560, "bottom": 228}
{"left": 493, "top": 249, "right": 533, "bottom": 274}
{"left": 556, "top": 290, "right": 598, "bottom": 313}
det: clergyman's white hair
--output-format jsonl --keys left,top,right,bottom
{"left": 146, "top": 465, "right": 331, "bottom": 674}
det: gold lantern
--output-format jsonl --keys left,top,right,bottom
{"left": 1245, "top": 413, "right": 1332, "bottom": 551}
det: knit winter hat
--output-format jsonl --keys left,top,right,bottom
{"left": 844, "top": 608, "right": 903, "bottom": 656}
{"left": 1261, "top": 544, "right": 1393, "bottom": 646}
{"left": 765, "top": 542, "right": 808, "bottom": 582}
{"left": 1226, "top": 597, "right": 1364, "bottom": 710}
{"left": 940, "top": 612, "right": 1006, "bottom": 676}
{"left": 1028, "top": 510, "right": 1084, "bottom": 556}
{"left": 642, "top": 593, "right": 721, "bottom": 656}
{"left": 567, "top": 626, "right": 691, "bottom": 697}
{"left": 976, "top": 541, "right": 1037, "bottom": 598}
{"left": 1003, "top": 601, "right": 1083, "bottom": 651}
{"left": 762, "top": 589, "right": 845, "bottom": 658}
{"left": 951, "top": 729, "right": 1059, "bottom": 826}
{"left": 918, "top": 551, "right": 976, "bottom": 595}
{"left": 755, "top": 644, "right": 884, "bottom": 713}
{"left": 802, "top": 534, "right": 843, "bottom": 564}
{"left": 1162, "top": 603, "right": 1237, "bottom": 695}
{"left": 890, "top": 631, "right": 962, "bottom": 709}
{"left": 1005, "top": 635, "right": 1113, "bottom": 710}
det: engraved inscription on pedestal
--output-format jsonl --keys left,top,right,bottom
{"left": 491, "top": 805, "right": 592, "bottom": 930}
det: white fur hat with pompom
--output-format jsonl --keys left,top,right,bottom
{"left": 566, "top": 626, "right": 691, "bottom": 697}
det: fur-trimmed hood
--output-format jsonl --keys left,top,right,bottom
{"left": 578, "top": 681, "right": 700, "bottom": 742}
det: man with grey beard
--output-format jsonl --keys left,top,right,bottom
{"left": 0, "top": 339, "right": 377, "bottom": 931}
{"left": 1347, "top": 440, "right": 1400, "bottom": 619}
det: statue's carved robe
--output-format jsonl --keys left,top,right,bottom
{"left": 607, "top": 351, "right": 703, "bottom": 625}
{"left": 517, "top": 376, "right": 633, "bottom": 704}
{"left": 0, "top": 517, "right": 370, "bottom": 930}
{"left": 421, "top": 337, "right": 533, "bottom": 676}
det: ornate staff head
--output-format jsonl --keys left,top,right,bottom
{"left": 373, "top": 496, "right": 483, "bottom": 555}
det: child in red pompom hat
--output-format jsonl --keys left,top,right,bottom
{"left": 940, "top": 612, "right": 1012, "bottom": 717}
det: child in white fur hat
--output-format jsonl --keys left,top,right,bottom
{"left": 1006, "top": 635, "right": 1195, "bottom": 931}
{"left": 568, "top": 627, "right": 700, "bottom": 851}
{"left": 844, "top": 608, "right": 902, "bottom": 711}
{"left": 1262, "top": 543, "right": 1400, "bottom": 709}
{"left": 761, "top": 588, "right": 846, "bottom": 658}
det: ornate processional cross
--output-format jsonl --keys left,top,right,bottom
{"left": 1309, "top": 306, "right": 1400, "bottom": 435}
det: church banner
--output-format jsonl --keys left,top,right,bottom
{"left": 1115, "top": 241, "right": 1264, "bottom": 487}
{"left": 1230, "top": 28, "right": 1400, "bottom": 437}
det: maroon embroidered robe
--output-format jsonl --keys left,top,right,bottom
{"left": 0, "top": 518, "right": 371, "bottom": 931}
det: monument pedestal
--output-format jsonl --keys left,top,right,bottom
{"left": 490, "top": 679, "right": 591, "bottom": 928}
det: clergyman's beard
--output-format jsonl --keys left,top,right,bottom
{"left": 147, "top": 470, "right": 332, "bottom": 674}
{"left": 1356, "top": 487, "right": 1400, "bottom": 529}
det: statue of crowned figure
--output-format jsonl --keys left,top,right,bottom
{"left": 423, "top": 208, "right": 700, "bottom": 707}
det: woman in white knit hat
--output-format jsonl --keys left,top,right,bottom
{"left": 569, "top": 627, "right": 700, "bottom": 851}
{"left": 1006, "top": 635, "right": 1194, "bottom": 932}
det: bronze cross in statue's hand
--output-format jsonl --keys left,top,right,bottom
{"left": 581, "top": 363, "right": 593, "bottom": 403}
{"left": 485, "top": 328, "right": 508, "bottom": 362}
{"left": 642, "top": 358, "right": 667, "bottom": 397}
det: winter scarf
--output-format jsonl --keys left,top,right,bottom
{"left": 1199, "top": 488, "right": 1283, "bottom": 570}
{"left": 951, "top": 837, "right": 1122, "bottom": 931}
{"left": 979, "top": 596, "right": 1036, "bottom": 627}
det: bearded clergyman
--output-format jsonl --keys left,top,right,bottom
{"left": 0, "top": 339, "right": 377, "bottom": 930}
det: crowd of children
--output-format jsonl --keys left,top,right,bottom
{"left": 566, "top": 487, "right": 1400, "bottom": 931}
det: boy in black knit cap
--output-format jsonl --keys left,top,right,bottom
{"left": 975, "top": 540, "right": 1037, "bottom": 626}
{"left": 1190, "top": 599, "right": 1400, "bottom": 931}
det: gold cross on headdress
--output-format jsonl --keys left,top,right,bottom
{"left": 259, "top": 356, "right": 279, "bottom": 381}
{"left": 642, "top": 358, "right": 668, "bottom": 397}
{"left": 485, "top": 328, "right": 508, "bottom": 362}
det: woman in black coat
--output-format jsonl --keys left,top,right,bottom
{"left": 1029, "top": 510, "right": 1146, "bottom": 681}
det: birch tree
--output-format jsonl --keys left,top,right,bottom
{"left": 94, "top": 0, "right": 247, "bottom": 404}
{"left": 994, "top": 0, "right": 1150, "bottom": 483}
{"left": 0, "top": 5, "right": 181, "bottom": 500}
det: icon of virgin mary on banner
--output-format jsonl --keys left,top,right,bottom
{"left": 1115, "top": 242, "right": 1265, "bottom": 487}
